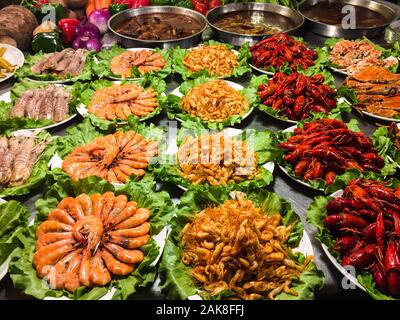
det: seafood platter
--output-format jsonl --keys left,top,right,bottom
{"left": 2, "top": 0, "right": 400, "bottom": 302}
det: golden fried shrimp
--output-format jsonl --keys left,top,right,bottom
{"left": 62, "top": 131, "right": 158, "bottom": 184}
{"left": 34, "top": 192, "right": 152, "bottom": 293}
{"left": 177, "top": 133, "right": 258, "bottom": 186}
{"left": 110, "top": 50, "right": 166, "bottom": 79}
{"left": 183, "top": 45, "right": 239, "bottom": 77}
{"left": 181, "top": 80, "right": 248, "bottom": 121}
{"left": 181, "top": 193, "right": 308, "bottom": 300}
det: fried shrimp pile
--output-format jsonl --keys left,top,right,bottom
{"left": 181, "top": 80, "right": 248, "bottom": 121}
{"left": 33, "top": 192, "right": 151, "bottom": 292}
{"left": 181, "top": 193, "right": 307, "bottom": 300}
{"left": 62, "top": 131, "right": 158, "bottom": 184}
{"left": 183, "top": 45, "right": 239, "bottom": 77}
{"left": 177, "top": 133, "right": 257, "bottom": 186}
{"left": 88, "top": 83, "right": 158, "bottom": 120}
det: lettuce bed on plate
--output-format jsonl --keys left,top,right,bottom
{"left": 172, "top": 40, "right": 251, "bottom": 80}
{"left": 0, "top": 130, "right": 58, "bottom": 197}
{"left": 159, "top": 186, "right": 324, "bottom": 300}
{"left": 16, "top": 50, "right": 95, "bottom": 82}
{"left": 251, "top": 71, "right": 351, "bottom": 124}
{"left": 166, "top": 75, "right": 257, "bottom": 130}
{"left": 76, "top": 78, "right": 167, "bottom": 130}
{"left": 372, "top": 125, "right": 400, "bottom": 165}
{"left": 306, "top": 186, "right": 399, "bottom": 300}
{"left": 48, "top": 118, "right": 166, "bottom": 186}
{"left": 8, "top": 175, "right": 173, "bottom": 300}
{"left": 276, "top": 119, "right": 397, "bottom": 193}
{"left": 0, "top": 201, "right": 30, "bottom": 267}
{"left": 92, "top": 45, "right": 172, "bottom": 80}
{"left": 0, "top": 80, "right": 80, "bottom": 134}
{"left": 152, "top": 121, "right": 281, "bottom": 190}
{"left": 324, "top": 38, "right": 400, "bottom": 74}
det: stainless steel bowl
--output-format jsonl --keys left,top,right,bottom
{"left": 206, "top": 3, "right": 304, "bottom": 47}
{"left": 108, "top": 6, "right": 208, "bottom": 49}
{"left": 299, "top": 0, "right": 398, "bottom": 39}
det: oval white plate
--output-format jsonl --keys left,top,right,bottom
{"left": 320, "top": 189, "right": 366, "bottom": 292}
{"left": 170, "top": 80, "right": 254, "bottom": 124}
{"left": 0, "top": 44, "right": 24, "bottom": 83}
{"left": 328, "top": 66, "right": 349, "bottom": 76}
{"left": 278, "top": 125, "right": 324, "bottom": 192}
{"left": 249, "top": 62, "right": 274, "bottom": 75}
{"left": 168, "top": 128, "right": 275, "bottom": 191}
{"left": 188, "top": 190, "right": 315, "bottom": 300}
{"left": 0, "top": 84, "right": 77, "bottom": 131}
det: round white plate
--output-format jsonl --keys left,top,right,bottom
{"left": 0, "top": 84, "right": 77, "bottom": 131}
{"left": 249, "top": 62, "right": 275, "bottom": 75}
{"left": 278, "top": 125, "right": 324, "bottom": 192}
{"left": 360, "top": 110, "right": 400, "bottom": 123}
{"left": 0, "top": 44, "right": 24, "bottom": 83}
{"left": 328, "top": 66, "right": 349, "bottom": 76}
{"left": 320, "top": 189, "right": 366, "bottom": 292}
{"left": 170, "top": 80, "right": 254, "bottom": 124}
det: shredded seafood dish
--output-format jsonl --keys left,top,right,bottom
{"left": 181, "top": 80, "right": 248, "bottom": 121}
{"left": 31, "top": 48, "right": 87, "bottom": 78}
{"left": 183, "top": 45, "right": 239, "bottom": 77}
{"left": 88, "top": 83, "right": 158, "bottom": 120}
{"left": 9, "top": 85, "right": 71, "bottom": 122}
{"left": 62, "top": 131, "right": 158, "bottom": 184}
{"left": 33, "top": 192, "right": 151, "bottom": 292}
{"left": 0, "top": 135, "right": 48, "bottom": 187}
{"left": 181, "top": 193, "right": 307, "bottom": 300}
{"left": 177, "top": 133, "right": 257, "bottom": 186}
{"left": 110, "top": 50, "right": 166, "bottom": 79}
{"left": 329, "top": 40, "right": 398, "bottom": 74}
{"left": 343, "top": 66, "right": 400, "bottom": 118}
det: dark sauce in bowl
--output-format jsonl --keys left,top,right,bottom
{"left": 115, "top": 13, "right": 203, "bottom": 40}
{"left": 214, "top": 10, "right": 296, "bottom": 35}
{"left": 302, "top": 1, "right": 388, "bottom": 27}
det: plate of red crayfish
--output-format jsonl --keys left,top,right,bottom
{"left": 278, "top": 118, "right": 390, "bottom": 193}
{"left": 307, "top": 178, "right": 400, "bottom": 299}
{"left": 249, "top": 33, "right": 319, "bottom": 76}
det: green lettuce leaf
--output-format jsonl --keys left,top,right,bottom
{"left": 9, "top": 176, "right": 173, "bottom": 300}
{"left": 92, "top": 45, "right": 172, "bottom": 80}
{"left": 16, "top": 50, "right": 95, "bottom": 82}
{"left": 77, "top": 77, "right": 167, "bottom": 130}
{"left": 0, "top": 80, "right": 81, "bottom": 133}
{"left": 172, "top": 41, "right": 251, "bottom": 80}
{"left": 166, "top": 76, "right": 257, "bottom": 130}
{"left": 152, "top": 121, "right": 281, "bottom": 190}
{"left": 0, "top": 200, "right": 30, "bottom": 265}
{"left": 0, "top": 131, "right": 58, "bottom": 197}
{"left": 159, "top": 187, "right": 324, "bottom": 300}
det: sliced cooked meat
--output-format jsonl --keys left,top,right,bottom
{"left": 62, "top": 49, "right": 86, "bottom": 76}
{"left": 53, "top": 49, "right": 75, "bottom": 72}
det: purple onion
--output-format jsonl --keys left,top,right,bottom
{"left": 85, "top": 37, "right": 102, "bottom": 52}
{"left": 75, "top": 22, "right": 100, "bottom": 39}
{"left": 88, "top": 9, "right": 110, "bottom": 35}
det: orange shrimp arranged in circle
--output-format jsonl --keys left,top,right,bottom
{"left": 33, "top": 192, "right": 152, "bottom": 292}
{"left": 62, "top": 131, "right": 159, "bottom": 184}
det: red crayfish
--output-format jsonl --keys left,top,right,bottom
{"left": 250, "top": 33, "right": 318, "bottom": 71}
{"left": 258, "top": 72, "right": 337, "bottom": 121}
{"left": 279, "top": 119, "right": 384, "bottom": 185}
{"left": 323, "top": 179, "right": 400, "bottom": 297}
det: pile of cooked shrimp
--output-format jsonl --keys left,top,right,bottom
{"left": 183, "top": 45, "right": 239, "bottom": 77}
{"left": 181, "top": 80, "right": 248, "bottom": 121}
{"left": 181, "top": 193, "right": 307, "bottom": 300}
{"left": 177, "top": 133, "right": 257, "bottom": 186}
{"left": 33, "top": 192, "right": 151, "bottom": 292}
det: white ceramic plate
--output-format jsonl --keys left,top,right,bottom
{"left": 320, "top": 190, "right": 366, "bottom": 292}
{"left": 278, "top": 125, "right": 324, "bottom": 192}
{"left": 0, "top": 84, "right": 77, "bottom": 131}
{"left": 170, "top": 80, "right": 254, "bottom": 124}
{"left": 328, "top": 66, "right": 349, "bottom": 76}
{"left": 0, "top": 44, "right": 24, "bottom": 83}
{"left": 166, "top": 128, "right": 275, "bottom": 191}
{"left": 249, "top": 62, "right": 274, "bottom": 76}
